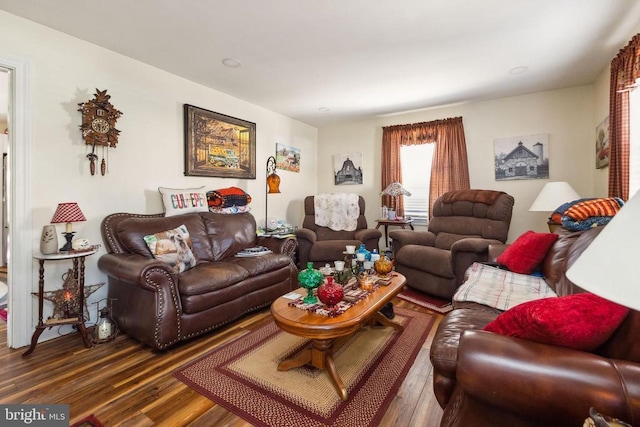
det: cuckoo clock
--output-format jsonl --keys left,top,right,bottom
{"left": 78, "top": 89, "right": 123, "bottom": 175}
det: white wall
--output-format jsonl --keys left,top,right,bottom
{"left": 592, "top": 65, "right": 611, "bottom": 197}
{"left": 319, "top": 86, "right": 597, "bottom": 242}
{"left": 0, "top": 10, "right": 318, "bottom": 347}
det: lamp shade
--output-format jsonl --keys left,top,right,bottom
{"left": 51, "top": 202, "right": 86, "bottom": 224}
{"left": 566, "top": 190, "right": 640, "bottom": 310}
{"left": 529, "top": 182, "right": 580, "bottom": 212}
{"left": 267, "top": 173, "right": 281, "bottom": 194}
{"left": 381, "top": 182, "right": 412, "bottom": 198}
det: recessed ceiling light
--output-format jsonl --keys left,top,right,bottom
{"left": 222, "top": 58, "right": 241, "bottom": 68}
{"left": 509, "top": 66, "right": 528, "bottom": 75}
{"left": 318, "top": 107, "right": 330, "bottom": 112}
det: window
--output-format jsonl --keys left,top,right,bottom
{"left": 400, "top": 144, "right": 435, "bottom": 225}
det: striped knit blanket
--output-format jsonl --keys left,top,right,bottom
{"left": 454, "top": 262, "right": 557, "bottom": 311}
{"left": 563, "top": 197, "right": 624, "bottom": 221}
{"left": 551, "top": 197, "right": 625, "bottom": 231}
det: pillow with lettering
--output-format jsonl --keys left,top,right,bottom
{"left": 158, "top": 186, "right": 208, "bottom": 217}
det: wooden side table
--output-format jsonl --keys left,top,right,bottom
{"left": 23, "top": 248, "right": 99, "bottom": 357}
{"left": 375, "top": 218, "right": 414, "bottom": 249}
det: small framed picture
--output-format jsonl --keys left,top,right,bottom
{"left": 276, "top": 143, "right": 301, "bottom": 173}
{"left": 595, "top": 116, "right": 610, "bottom": 169}
{"left": 334, "top": 152, "right": 363, "bottom": 185}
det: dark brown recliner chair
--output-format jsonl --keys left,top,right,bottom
{"left": 390, "top": 190, "right": 514, "bottom": 299}
{"left": 294, "top": 195, "right": 382, "bottom": 269}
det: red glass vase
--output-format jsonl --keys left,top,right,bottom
{"left": 317, "top": 277, "right": 343, "bottom": 308}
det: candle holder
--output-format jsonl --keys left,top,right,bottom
{"left": 333, "top": 260, "right": 349, "bottom": 285}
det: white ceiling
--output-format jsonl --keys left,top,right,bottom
{"left": 1, "top": 1, "right": 640, "bottom": 127}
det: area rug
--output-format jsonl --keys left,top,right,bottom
{"left": 175, "top": 308, "right": 435, "bottom": 427}
{"left": 397, "top": 286, "right": 453, "bottom": 314}
{"left": 70, "top": 414, "right": 104, "bottom": 427}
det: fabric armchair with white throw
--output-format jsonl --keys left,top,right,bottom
{"left": 294, "top": 194, "right": 382, "bottom": 269}
{"left": 390, "top": 189, "right": 514, "bottom": 300}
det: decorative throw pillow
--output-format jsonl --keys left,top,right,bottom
{"left": 207, "top": 187, "right": 252, "bottom": 208}
{"left": 483, "top": 293, "right": 629, "bottom": 351}
{"left": 143, "top": 224, "right": 197, "bottom": 273}
{"left": 158, "top": 186, "right": 208, "bottom": 217}
{"left": 496, "top": 230, "right": 558, "bottom": 274}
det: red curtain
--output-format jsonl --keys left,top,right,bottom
{"left": 608, "top": 33, "right": 640, "bottom": 201}
{"left": 381, "top": 117, "right": 470, "bottom": 217}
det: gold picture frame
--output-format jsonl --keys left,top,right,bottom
{"left": 184, "top": 104, "right": 256, "bottom": 178}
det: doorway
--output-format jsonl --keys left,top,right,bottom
{"left": 0, "top": 69, "right": 8, "bottom": 325}
{"left": 0, "top": 54, "right": 34, "bottom": 349}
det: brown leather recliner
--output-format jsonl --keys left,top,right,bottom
{"left": 390, "top": 190, "right": 514, "bottom": 300}
{"left": 294, "top": 195, "right": 382, "bottom": 269}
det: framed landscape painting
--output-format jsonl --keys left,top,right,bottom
{"left": 184, "top": 104, "right": 256, "bottom": 178}
{"left": 276, "top": 143, "right": 301, "bottom": 173}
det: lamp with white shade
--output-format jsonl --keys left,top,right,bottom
{"left": 529, "top": 181, "right": 580, "bottom": 232}
{"left": 566, "top": 190, "right": 640, "bottom": 310}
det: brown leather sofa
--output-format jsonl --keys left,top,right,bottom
{"left": 390, "top": 190, "right": 514, "bottom": 299}
{"left": 294, "top": 195, "right": 381, "bottom": 269}
{"left": 98, "top": 211, "right": 298, "bottom": 350}
{"left": 430, "top": 226, "right": 640, "bottom": 427}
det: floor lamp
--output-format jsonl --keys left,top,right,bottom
{"left": 265, "top": 156, "right": 281, "bottom": 231}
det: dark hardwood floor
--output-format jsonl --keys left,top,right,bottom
{"left": 0, "top": 298, "right": 444, "bottom": 426}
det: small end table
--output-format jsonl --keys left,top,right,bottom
{"left": 23, "top": 247, "right": 99, "bottom": 357}
{"left": 375, "top": 218, "right": 414, "bottom": 249}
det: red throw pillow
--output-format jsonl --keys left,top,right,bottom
{"left": 496, "top": 230, "right": 559, "bottom": 274}
{"left": 483, "top": 293, "right": 629, "bottom": 351}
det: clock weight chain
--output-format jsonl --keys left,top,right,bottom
{"left": 87, "top": 143, "right": 97, "bottom": 176}
{"left": 101, "top": 145, "right": 106, "bottom": 176}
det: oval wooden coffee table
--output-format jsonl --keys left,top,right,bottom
{"left": 270, "top": 273, "right": 406, "bottom": 401}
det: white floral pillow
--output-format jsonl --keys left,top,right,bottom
{"left": 143, "top": 224, "right": 197, "bottom": 273}
{"left": 158, "top": 186, "right": 208, "bottom": 217}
